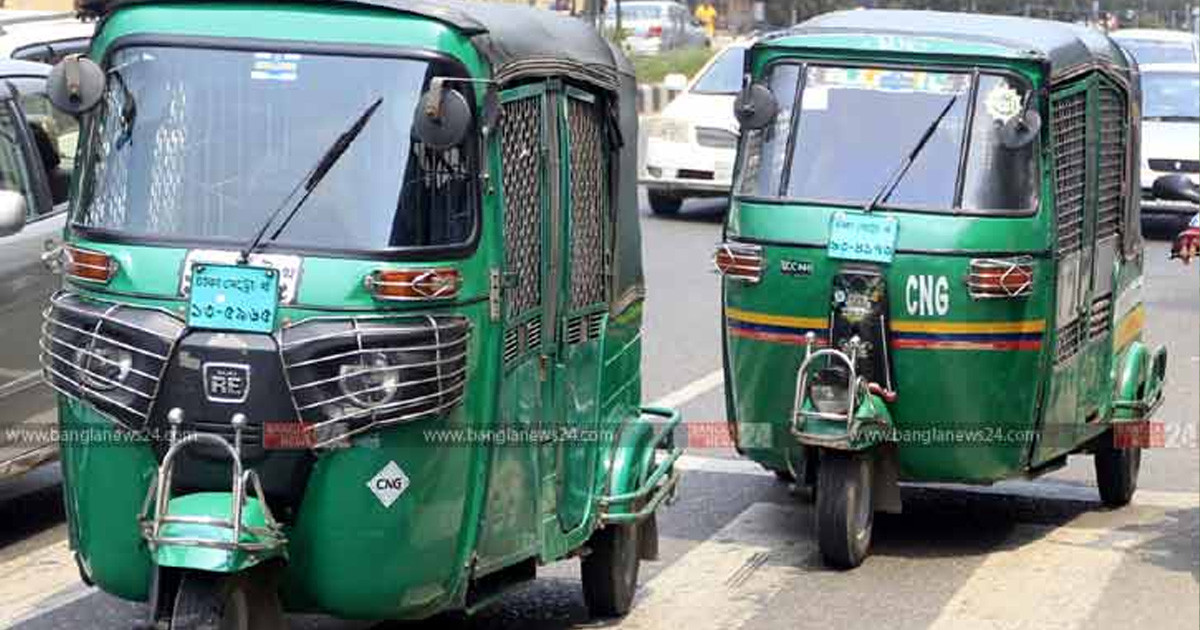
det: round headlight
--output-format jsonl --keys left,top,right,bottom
{"left": 78, "top": 343, "right": 133, "bottom": 391}
{"left": 809, "top": 366, "right": 850, "bottom": 416}
{"left": 339, "top": 352, "right": 399, "bottom": 408}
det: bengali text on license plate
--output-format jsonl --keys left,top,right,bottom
{"left": 827, "top": 211, "right": 898, "bottom": 264}
{"left": 188, "top": 264, "right": 279, "bottom": 334}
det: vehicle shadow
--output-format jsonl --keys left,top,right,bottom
{"left": 0, "top": 464, "right": 65, "bottom": 555}
{"left": 643, "top": 198, "right": 728, "bottom": 224}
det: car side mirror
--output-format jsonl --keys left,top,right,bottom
{"left": 733, "top": 82, "right": 778, "bottom": 130}
{"left": 47, "top": 55, "right": 106, "bottom": 115}
{"left": 998, "top": 110, "right": 1041, "bottom": 150}
{"left": 1152, "top": 174, "right": 1200, "bottom": 205}
{"left": 0, "top": 189, "right": 28, "bottom": 237}
{"left": 414, "top": 78, "right": 474, "bottom": 150}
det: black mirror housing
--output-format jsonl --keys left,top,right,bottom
{"left": 414, "top": 80, "right": 474, "bottom": 150}
{"left": 1152, "top": 174, "right": 1200, "bottom": 205}
{"left": 47, "top": 56, "right": 106, "bottom": 116}
{"left": 733, "top": 83, "right": 777, "bottom": 131}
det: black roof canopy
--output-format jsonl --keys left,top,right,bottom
{"left": 776, "top": 10, "right": 1133, "bottom": 79}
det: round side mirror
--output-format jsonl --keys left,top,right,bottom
{"left": 733, "top": 83, "right": 778, "bottom": 130}
{"left": 0, "top": 189, "right": 27, "bottom": 237}
{"left": 1152, "top": 173, "right": 1200, "bottom": 205}
{"left": 998, "top": 110, "right": 1041, "bottom": 149}
{"left": 414, "top": 85, "right": 473, "bottom": 151}
{"left": 47, "top": 56, "right": 106, "bottom": 116}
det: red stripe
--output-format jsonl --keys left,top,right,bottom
{"left": 891, "top": 338, "right": 1042, "bottom": 351}
{"left": 729, "top": 327, "right": 829, "bottom": 346}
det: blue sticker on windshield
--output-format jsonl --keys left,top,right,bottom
{"left": 251, "top": 53, "right": 300, "bottom": 82}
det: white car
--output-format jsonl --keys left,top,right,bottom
{"left": 606, "top": 1, "right": 708, "bottom": 56}
{"left": 640, "top": 42, "right": 746, "bottom": 215}
{"left": 1111, "top": 29, "right": 1199, "bottom": 65}
{"left": 1138, "top": 63, "right": 1199, "bottom": 223}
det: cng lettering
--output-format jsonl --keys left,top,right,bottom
{"left": 905, "top": 275, "right": 950, "bottom": 316}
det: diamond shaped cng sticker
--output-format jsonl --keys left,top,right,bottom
{"left": 367, "top": 461, "right": 409, "bottom": 508}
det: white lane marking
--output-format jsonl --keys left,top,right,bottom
{"left": 615, "top": 502, "right": 808, "bottom": 630}
{"left": 0, "top": 539, "right": 90, "bottom": 627}
{"left": 650, "top": 369, "right": 724, "bottom": 410}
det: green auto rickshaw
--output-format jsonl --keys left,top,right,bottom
{"left": 21, "top": 0, "right": 680, "bottom": 625}
{"left": 716, "top": 10, "right": 1166, "bottom": 568}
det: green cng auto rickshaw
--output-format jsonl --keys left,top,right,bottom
{"left": 716, "top": 10, "right": 1167, "bottom": 568}
{"left": 8, "top": 0, "right": 680, "bottom": 625}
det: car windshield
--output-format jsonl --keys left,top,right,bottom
{"left": 1141, "top": 71, "right": 1200, "bottom": 121}
{"left": 691, "top": 47, "right": 745, "bottom": 94}
{"left": 1115, "top": 38, "right": 1198, "bottom": 64}
{"left": 607, "top": 4, "right": 663, "bottom": 20}
{"left": 73, "top": 46, "right": 476, "bottom": 253}
{"left": 738, "top": 65, "right": 1038, "bottom": 213}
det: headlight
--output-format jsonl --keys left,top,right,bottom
{"left": 338, "top": 352, "right": 400, "bottom": 408}
{"left": 809, "top": 366, "right": 850, "bottom": 416}
{"left": 649, "top": 117, "right": 690, "bottom": 143}
{"left": 78, "top": 343, "right": 133, "bottom": 392}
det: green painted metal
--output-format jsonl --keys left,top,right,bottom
{"left": 154, "top": 493, "right": 282, "bottom": 573}
{"left": 56, "top": 1, "right": 666, "bottom": 622}
{"left": 725, "top": 35, "right": 1157, "bottom": 486}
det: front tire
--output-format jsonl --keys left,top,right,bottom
{"left": 816, "top": 450, "right": 874, "bottom": 569}
{"left": 581, "top": 523, "right": 641, "bottom": 618}
{"left": 648, "top": 190, "right": 683, "bottom": 216}
{"left": 172, "top": 572, "right": 285, "bottom": 630}
{"left": 1096, "top": 429, "right": 1142, "bottom": 507}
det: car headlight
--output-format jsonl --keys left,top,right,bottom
{"left": 809, "top": 366, "right": 850, "bottom": 416}
{"left": 78, "top": 343, "right": 134, "bottom": 392}
{"left": 649, "top": 117, "right": 690, "bottom": 143}
{"left": 338, "top": 352, "right": 400, "bottom": 408}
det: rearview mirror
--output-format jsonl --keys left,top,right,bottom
{"left": 1152, "top": 174, "right": 1200, "bottom": 205}
{"left": 47, "top": 55, "right": 106, "bottom": 115}
{"left": 998, "top": 110, "right": 1042, "bottom": 149}
{"left": 414, "top": 79, "right": 474, "bottom": 150}
{"left": 733, "top": 83, "right": 777, "bottom": 130}
{"left": 0, "top": 190, "right": 27, "bottom": 237}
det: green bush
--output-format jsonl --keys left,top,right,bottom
{"left": 631, "top": 48, "right": 715, "bottom": 84}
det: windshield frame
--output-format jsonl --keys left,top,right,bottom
{"left": 734, "top": 58, "right": 1041, "bottom": 218}
{"left": 70, "top": 34, "right": 484, "bottom": 262}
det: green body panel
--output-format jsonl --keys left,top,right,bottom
{"left": 725, "top": 42, "right": 1155, "bottom": 484}
{"left": 57, "top": 2, "right": 659, "bottom": 620}
{"left": 58, "top": 401, "right": 157, "bottom": 601}
{"left": 154, "top": 494, "right": 280, "bottom": 573}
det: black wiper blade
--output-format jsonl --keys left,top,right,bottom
{"left": 239, "top": 97, "right": 383, "bottom": 263}
{"left": 863, "top": 92, "right": 961, "bottom": 213}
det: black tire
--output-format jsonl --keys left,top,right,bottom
{"left": 816, "top": 451, "right": 874, "bottom": 569}
{"left": 648, "top": 191, "right": 683, "bottom": 216}
{"left": 581, "top": 523, "right": 641, "bottom": 618}
{"left": 1096, "top": 429, "right": 1142, "bottom": 507}
{"left": 773, "top": 469, "right": 796, "bottom": 483}
{"left": 172, "top": 572, "right": 285, "bottom": 630}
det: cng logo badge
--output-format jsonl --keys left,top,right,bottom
{"left": 367, "top": 461, "right": 410, "bottom": 508}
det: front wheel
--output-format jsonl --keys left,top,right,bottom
{"left": 1096, "top": 429, "right": 1142, "bottom": 507}
{"left": 581, "top": 523, "right": 641, "bottom": 618}
{"left": 648, "top": 191, "right": 683, "bottom": 216}
{"left": 815, "top": 450, "right": 874, "bottom": 569}
{"left": 172, "top": 572, "right": 285, "bottom": 630}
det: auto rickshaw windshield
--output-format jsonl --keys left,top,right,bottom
{"left": 738, "top": 64, "right": 1039, "bottom": 213}
{"left": 72, "top": 45, "right": 477, "bottom": 253}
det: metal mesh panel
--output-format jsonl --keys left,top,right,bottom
{"left": 499, "top": 96, "right": 544, "bottom": 319}
{"left": 1089, "top": 294, "right": 1112, "bottom": 340}
{"left": 1052, "top": 90, "right": 1087, "bottom": 254}
{"left": 566, "top": 96, "right": 607, "bottom": 310}
{"left": 1095, "top": 85, "right": 1126, "bottom": 241}
{"left": 1056, "top": 317, "right": 1084, "bottom": 363}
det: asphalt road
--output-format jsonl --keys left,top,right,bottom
{"left": 1, "top": 198, "right": 1196, "bottom": 630}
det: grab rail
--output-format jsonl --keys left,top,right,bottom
{"left": 599, "top": 406, "right": 682, "bottom": 525}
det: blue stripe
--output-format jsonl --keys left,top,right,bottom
{"left": 728, "top": 320, "right": 826, "bottom": 337}
{"left": 893, "top": 331, "right": 1044, "bottom": 342}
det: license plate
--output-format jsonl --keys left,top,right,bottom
{"left": 188, "top": 264, "right": 279, "bottom": 334}
{"left": 827, "top": 211, "right": 898, "bottom": 264}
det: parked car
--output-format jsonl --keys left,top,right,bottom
{"left": 0, "top": 11, "right": 94, "bottom": 63}
{"left": 641, "top": 41, "right": 747, "bottom": 214}
{"left": 606, "top": 1, "right": 709, "bottom": 55}
{"left": 0, "top": 59, "right": 78, "bottom": 481}
{"left": 1137, "top": 62, "right": 1199, "bottom": 226}
{"left": 1111, "top": 28, "right": 1199, "bottom": 64}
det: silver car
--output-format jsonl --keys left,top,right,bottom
{"left": 606, "top": 1, "right": 709, "bottom": 56}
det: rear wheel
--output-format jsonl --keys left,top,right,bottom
{"left": 172, "top": 571, "right": 285, "bottom": 630}
{"left": 1096, "top": 429, "right": 1142, "bottom": 507}
{"left": 581, "top": 523, "right": 641, "bottom": 618}
{"left": 816, "top": 450, "right": 874, "bottom": 569}
{"left": 648, "top": 191, "right": 683, "bottom": 216}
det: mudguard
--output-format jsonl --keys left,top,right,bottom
{"left": 794, "top": 391, "right": 893, "bottom": 452}
{"left": 599, "top": 406, "right": 682, "bottom": 525}
{"left": 152, "top": 493, "right": 286, "bottom": 574}
{"left": 1112, "top": 341, "right": 1168, "bottom": 422}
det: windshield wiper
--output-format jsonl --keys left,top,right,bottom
{"left": 239, "top": 97, "right": 383, "bottom": 263}
{"left": 862, "top": 92, "right": 961, "bottom": 213}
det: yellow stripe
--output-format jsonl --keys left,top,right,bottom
{"left": 724, "top": 307, "right": 826, "bottom": 330}
{"left": 1114, "top": 304, "right": 1145, "bottom": 350}
{"left": 891, "top": 319, "right": 1046, "bottom": 334}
